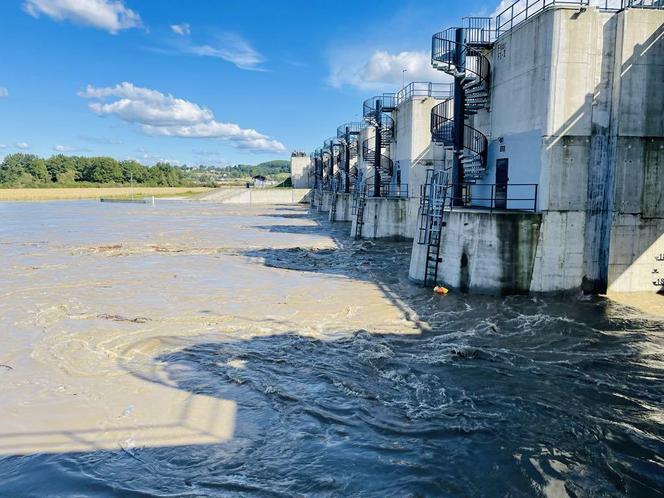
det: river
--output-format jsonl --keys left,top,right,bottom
{"left": 0, "top": 200, "right": 662, "bottom": 497}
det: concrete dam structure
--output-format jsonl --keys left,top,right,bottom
{"left": 294, "top": 0, "right": 664, "bottom": 295}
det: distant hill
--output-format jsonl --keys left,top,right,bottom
{"left": 220, "top": 160, "right": 289, "bottom": 179}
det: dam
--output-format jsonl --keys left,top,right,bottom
{"left": 298, "top": 0, "right": 664, "bottom": 296}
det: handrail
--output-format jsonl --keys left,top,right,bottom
{"left": 431, "top": 32, "right": 491, "bottom": 89}
{"left": 380, "top": 183, "right": 409, "bottom": 198}
{"left": 430, "top": 98, "right": 454, "bottom": 144}
{"left": 461, "top": 17, "right": 496, "bottom": 45}
{"left": 393, "top": 82, "right": 454, "bottom": 107}
{"left": 363, "top": 93, "right": 397, "bottom": 121}
{"left": 336, "top": 121, "right": 366, "bottom": 141}
{"left": 362, "top": 136, "right": 394, "bottom": 178}
{"left": 430, "top": 99, "right": 487, "bottom": 169}
{"left": 447, "top": 182, "right": 539, "bottom": 212}
{"left": 496, "top": 0, "right": 588, "bottom": 36}
{"left": 494, "top": 0, "right": 663, "bottom": 39}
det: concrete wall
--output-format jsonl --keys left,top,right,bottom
{"left": 318, "top": 191, "right": 332, "bottom": 212}
{"left": 351, "top": 198, "right": 409, "bottom": 239}
{"left": 605, "top": 9, "right": 664, "bottom": 293}
{"left": 329, "top": 193, "right": 353, "bottom": 222}
{"left": 203, "top": 188, "right": 311, "bottom": 204}
{"left": 482, "top": 6, "right": 664, "bottom": 293}
{"left": 351, "top": 96, "right": 444, "bottom": 241}
{"left": 391, "top": 97, "right": 438, "bottom": 191}
{"left": 290, "top": 156, "right": 313, "bottom": 188}
{"left": 409, "top": 210, "right": 542, "bottom": 294}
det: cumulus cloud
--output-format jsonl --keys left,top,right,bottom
{"left": 0, "top": 87, "right": 8, "bottom": 98}
{"left": 23, "top": 0, "right": 142, "bottom": 34}
{"left": 53, "top": 144, "right": 89, "bottom": 152}
{"left": 79, "top": 82, "right": 285, "bottom": 153}
{"left": 16, "top": 142, "right": 30, "bottom": 149}
{"left": 328, "top": 49, "right": 451, "bottom": 90}
{"left": 183, "top": 34, "right": 266, "bottom": 71}
{"left": 170, "top": 23, "right": 190, "bottom": 36}
{"left": 0, "top": 144, "right": 7, "bottom": 149}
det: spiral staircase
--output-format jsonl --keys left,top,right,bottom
{"left": 362, "top": 94, "right": 396, "bottom": 196}
{"left": 310, "top": 148, "right": 324, "bottom": 208}
{"left": 430, "top": 96, "right": 488, "bottom": 180}
{"left": 431, "top": 17, "right": 494, "bottom": 180}
{"left": 336, "top": 121, "right": 364, "bottom": 194}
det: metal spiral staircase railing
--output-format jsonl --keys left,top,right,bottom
{"left": 310, "top": 148, "right": 324, "bottom": 208}
{"left": 337, "top": 121, "right": 364, "bottom": 193}
{"left": 323, "top": 137, "right": 342, "bottom": 192}
{"left": 362, "top": 94, "right": 396, "bottom": 195}
{"left": 430, "top": 97, "right": 488, "bottom": 180}
{"left": 431, "top": 17, "right": 494, "bottom": 180}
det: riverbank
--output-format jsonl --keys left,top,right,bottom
{"left": 0, "top": 186, "right": 212, "bottom": 201}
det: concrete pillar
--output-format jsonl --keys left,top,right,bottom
{"left": 452, "top": 27, "right": 466, "bottom": 206}
{"left": 374, "top": 99, "right": 382, "bottom": 197}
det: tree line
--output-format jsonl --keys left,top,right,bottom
{"left": 220, "top": 160, "right": 290, "bottom": 179}
{"left": 0, "top": 153, "right": 193, "bottom": 187}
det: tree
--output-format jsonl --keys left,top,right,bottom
{"left": 0, "top": 153, "right": 49, "bottom": 185}
{"left": 80, "top": 157, "right": 123, "bottom": 183}
{"left": 119, "top": 160, "right": 148, "bottom": 184}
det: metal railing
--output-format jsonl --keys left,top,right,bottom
{"left": 462, "top": 17, "right": 497, "bottom": 45}
{"left": 496, "top": 0, "right": 662, "bottom": 38}
{"left": 430, "top": 98, "right": 488, "bottom": 176}
{"left": 431, "top": 32, "right": 491, "bottom": 89}
{"left": 394, "top": 82, "right": 454, "bottom": 107}
{"left": 430, "top": 98, "right": 454, "bottom": 144}
{"left": 363, "top": 93, "right": 397, "bottom": 121}
{"left": 336, "top": 121, "right": 366, "bottom": 142}
{"left": 447, "top": 183, "right": 539, "bottom": 212}
{"left": 497, "top": 0, "right": 587, "bottom": 35}
{"left": 380, "top": 183, "right": 409, "bottom": 198}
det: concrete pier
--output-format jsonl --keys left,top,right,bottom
{"left": 409, "top": 5, "right": 664, "bottom": 295}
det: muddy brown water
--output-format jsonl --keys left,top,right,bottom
{"left": 0, "top": 200, "right": 662, "bottom": 497}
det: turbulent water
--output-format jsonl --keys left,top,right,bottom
{"left": 0, "top": 200, "right": 663, "bottom": 497}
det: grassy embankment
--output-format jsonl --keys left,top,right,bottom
{"left": 0, "top": 187, "right": 212, "bottom": 201}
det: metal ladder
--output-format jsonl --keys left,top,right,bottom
{"left": 330, "top": 181, "right": 338, "bottom": 221}
{"left": 354, "top": 183, "right": 367, "bottom": 240}
{"left": 316, "top": 184, "right": 324, "bottom": 212}
{"left": 419, "top": 168, "right": 451, "bottom": 287}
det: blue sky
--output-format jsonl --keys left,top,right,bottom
{"left": 0, "top": 0, "right": 497, "bottom": 166}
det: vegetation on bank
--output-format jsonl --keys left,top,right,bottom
{"left": 0, "top": 154, "right": 291, "bottom": 188}
{"left": 0, "top": 187, "right": 211, "bottom": 201}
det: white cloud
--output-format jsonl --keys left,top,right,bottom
{"left": 23, "top": 0, "right": 142, "bottom": 34}
{"left": 79, "top": 82, "right": 285, "bottom": 153}
{"left": 0, "top": 144, "right": 7, "bottom": 149}
{"left": 170, "top": 23, "right": 190, "bottom": 36}
{"left": 183, "top": 34, "right": 266, "bottom": 71}
{"left": 80, "top": 82, "right": 213, "bottom": 126}
{"left": 78, "top": 134, "right": 123, "bottom": 144}
{"left": 16, "top": 142, "right": 30, "bottom": 149}
{"left": 53, "top": 144, "right": 88, "bottom": 152}
{"left": 0, "top": 87, "right": 8, "bottom": 98}
{"left": 328, "top": 50, "right": 452, "bottom": 90}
